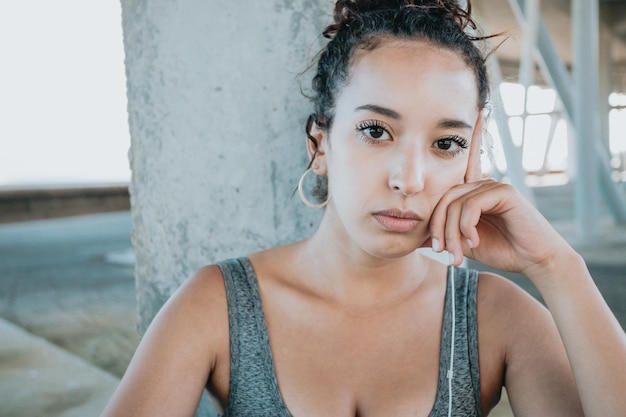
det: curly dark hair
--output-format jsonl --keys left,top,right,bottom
{"left": 305, "top": 0, "right": 493, "bottom": 204}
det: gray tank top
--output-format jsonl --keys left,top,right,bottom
{"left": 215, "top": 257, "right": 481, "bottom": 417}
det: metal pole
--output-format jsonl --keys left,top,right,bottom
{"left": 518, "top": 0, "right": 540, "bottom": 152}
{"left": 507, "top": 0, "right": 574, "bottom": 121}
{"left": 518, "top": 0, "right": 539, "bottom": 89}
{"left": 487, "top": 56, "right": 536, "bottom": 205}
{"left": 598, "top": 8, "right": 612, "bottom": 152}
{"left": 572, "top": 0, "right": 600, "bottom": 239}
{"left": 507, "top": 0, "right": 626, "bottom": 225}
{"left": 473, "top": 0, "right": 534, "bottom": 203}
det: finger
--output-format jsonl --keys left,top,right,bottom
{"left": 430, "top": 189, "right": 457, "bottom": 254}
{"left": 443, "top": 191, "right": 467, "bottom": 266}
{"left": 464, "top": 112, "right": 484, "bottom": 184}
{"left": 458, "top": 192, "right": 483, "bottom": 251}
{"left": 431, "top": 180, "right": 498, "bottom": 265}
{"left": 454, "top": 180, "right": 507, "bottom": 255}
{"left": 429, "top": 182, "right": 482, "bottom": 255}
{"left": 444, "top": 191, "right": 480, "bottom": 266}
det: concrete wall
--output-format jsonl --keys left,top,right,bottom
{"left": 121, "top": 1, "right": 331, "bottom": 334}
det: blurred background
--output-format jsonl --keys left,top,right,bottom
{"left": 0, "top": 1, "right": 625, "bottom": 416}
{"left": 0, "top": 1, "right": 130, "bottom": 187}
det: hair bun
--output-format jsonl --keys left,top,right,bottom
{"left": 324, "top": 0, "right": 475, "bottom": 39}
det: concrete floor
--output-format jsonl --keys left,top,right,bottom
{"left": 0, "top": 212, "right": 138, "bottom": 379}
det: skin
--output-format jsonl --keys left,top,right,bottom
{"left": 101, "top": 39, "right": 626, "bottom": 417}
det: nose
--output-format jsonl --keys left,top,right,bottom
{"left": 388, "top": 148, "right": 425, "bottom": 196}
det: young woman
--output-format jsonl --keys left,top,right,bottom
{"left": 101, "top": 1, "right": 626, "bottom": 416}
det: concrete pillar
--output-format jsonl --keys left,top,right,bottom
{"left": 120, "top": 0, "right": 329, "bottom": 334}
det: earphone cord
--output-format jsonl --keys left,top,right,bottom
{"left": 447, "top": 265, "right": 456, "bottom": 417}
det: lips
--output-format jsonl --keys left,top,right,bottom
{"left": 372, "top": 209, "right": 423, "bottom": 232}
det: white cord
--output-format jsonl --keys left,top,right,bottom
{"left": 447, "top": 265, "right": 456, "bottom": 417}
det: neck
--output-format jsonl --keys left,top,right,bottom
{"left": 295, "top": 207, "right": 433, "bottom": 308}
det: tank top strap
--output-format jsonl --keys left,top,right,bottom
{"left": 429, "top": 265, "right": 482, "bottom": 417}
{"left": 216, "top": 257, "right": 291, "bottom": 417}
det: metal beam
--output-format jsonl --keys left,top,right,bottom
{"left": 596, "top": 9, "right": 626, "bottom": 224}
{"left": 473, "top": 1, "right": 534, "bottom": 203}
{"left": 572, "top": 0, "right": 601, "bottom": 238}
{"left": 507, "top": 0, "right": 626, "bottom": 230}
{"left": 518, "top": 0, "right": 539, "bottom": 88}
{"left": 507, "top": 0, "right": 574, "bottom": 119}
{"left": 487, "top": 56, "right": 536, "bottom": 204}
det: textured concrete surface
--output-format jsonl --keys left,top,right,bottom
{"left": 121, "top": 0, "right": 330, "bottom": 333}
{"left": 0, "top": 318, "right": 119, "bottom": 417}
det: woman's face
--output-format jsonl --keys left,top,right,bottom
{"left": 316, "top": 39, "right": 481, "bottom": 259}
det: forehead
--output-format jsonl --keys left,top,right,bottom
{"left": 339, "top": 39, "right": 479, "bottom": 113}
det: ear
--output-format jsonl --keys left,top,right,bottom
{"left": 464, "top": 111, "right": 484, "bottom": 183}
{"left": 305, "top": 115, "right": 328, "bottom": 175}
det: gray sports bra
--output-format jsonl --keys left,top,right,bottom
{"left": 214, "top": 257, "right": 482, "bottom": 417}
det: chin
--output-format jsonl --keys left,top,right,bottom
{"left": 365, "top": 241, "right": 421, "bottom": 260}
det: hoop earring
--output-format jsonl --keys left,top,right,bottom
{"left": 298, "top": 168, "right": 328, "bottom": 209}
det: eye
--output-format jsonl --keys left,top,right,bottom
{"left": 434, "top": 135, "right": 469, "bottom": 155}
{"left": 355, "top": 120, "right": 392, "bottom": 143}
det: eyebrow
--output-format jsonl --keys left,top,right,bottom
{"left": 355, "top": 105, "right": 473, "bottom": 130}
{"left": 437, "top": 119, "right": 473, "bottom": 130}
{"left": 355, "top": 104, "right": 402, "bottom": 120}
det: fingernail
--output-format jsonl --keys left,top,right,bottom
{"left": 432, "top": 238, "right": 440, "bottom": 252}
{"left": 448, "top": 252, "right": 455, "bottom": 265}
{"left": 466, "top": 239, "right": 474, "bottom": 248}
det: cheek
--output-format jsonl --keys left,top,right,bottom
{"left": 326, "top": 140, "right": 373, "bottom": 185}
{"left": 328, "top": 157, "right": 376, "bottom": 199}
{"left": 425, "top": 158, "right": 468, "bottom": 193}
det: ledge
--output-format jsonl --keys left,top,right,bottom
{"left": 0, "top": 184, "right": 130, "bottom": 224}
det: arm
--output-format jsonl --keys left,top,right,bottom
{"left": 477, "top": 271, "right": 583, "bottom": 416}
{"left": 430, "top": 181, "right": 626, "bottom": 416}
{"left": 100, "top": 265, "right": 229, "bottom": 417}
{"left": 524, "top": 249, "right": 626, "bottom": 416}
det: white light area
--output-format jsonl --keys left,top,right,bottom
{"left": 609, "top": 92, "right": 626, "bottom": 107}
{"left": 526, "top": 85, "right": 556, "bottom": 114}
{"left": 609, "top": 109, "right": 626, "bottom": 154}
{"left": 545, "top": 119, "right": 569, "bottom": 172}
{"left": 487, "top": 108, "right": 569, "bottom": 177}
{"left": 507, "top": 116, "right": 524, "bottom": 147}
{"left": 0, "top": 1, "right": 130, "bottom": 186}
{"left": 494, "top": 83, "right": 569, "bottom": 176}
{"left": 522, "top": 115, "right": 552, "bottom": 172}
{"left": 499, "top": 82, "right": 525, "bottom": 116}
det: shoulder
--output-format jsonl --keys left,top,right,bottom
{"left": 100, "top": 263, "right": 232, "bottom": 417}
{"left": 164, "top": 263, "right": 228, "bottom": 325}
{"left": 149, "top": 263, "right": 230, "bottom": 366}
{"left": 474, "top": 271, "right": 553, "bottom": 352}
{"left": 474, "top": 270, "right": 582, "bottom": 415}
{"left": 472, "top": 271, "right": 544, "bottom": 406}
{"left": 475, "top": 270, "right": 548, "bottom": 323}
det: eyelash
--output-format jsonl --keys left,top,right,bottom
{"left": 355, "top": 121, "right": 470, "bottom": 156}
{"left": 355, "top": 120, "right": 391, "bottom": 144}
{"left": 434, "top": 135, "right": 469, "bottom": 157}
